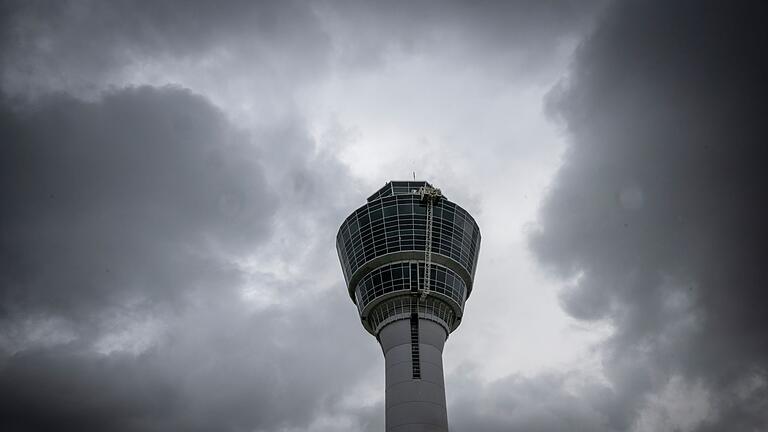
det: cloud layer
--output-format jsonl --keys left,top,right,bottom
{"left": 531, "top": 0, "right": 768, "bottom": 430}
{"left": 2, "top": 0, "right": 766, "bottom": 431}
{"left": 0, "top": 84, "right": 382, "bottom": 431}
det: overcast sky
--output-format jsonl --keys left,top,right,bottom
{"left": 1, "top": 1, "right": 766, "bottom": 431}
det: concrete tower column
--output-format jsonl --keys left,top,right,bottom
{"left": 379, "top": 318, "right": 449, "bottom": 432}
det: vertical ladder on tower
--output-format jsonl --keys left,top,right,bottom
{"left": 410, "top": 313, "right": 421, "bottom": 379}
{"left": 417, "top": 185, "right": 442, "bottom": 301}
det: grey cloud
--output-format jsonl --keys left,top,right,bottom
{"left": 320, "top": 0, "right": 606, "bottom": 78}
{"left": 0, "top": 86, "right": 275, "bottom": 331}
{"left": 448, "top": 368, "right": 616, "bottom": 432}
{"left": 0, "top": 290, "right": 380, "bottom": 431}
{"left": 0, "top": 0, "right": 606, "bottom": 98}
{"left": 0, "top": 0, "right": 331, "bottom": 95}
{"left": 531, "top": 0, "right": 768, "bottom": 430}
{"left": 0, "top": 85, "right": 381, "bottom": 431}
{"left": 0, "top": 0, "right": 383, "bottom": 427}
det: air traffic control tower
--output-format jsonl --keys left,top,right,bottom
{"left": 336, "top": 181, "right": 481, "bottom": 432}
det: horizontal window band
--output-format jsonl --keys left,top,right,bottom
{"left": 345, "top": 251, "right": 474, "bottom": 303}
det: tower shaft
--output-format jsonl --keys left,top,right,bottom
{"left": 380, "top": 318, "right": 448, "bottom": 432}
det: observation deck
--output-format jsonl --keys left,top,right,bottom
{"left": 336, "top": 181, "right": 481, "bottom": 335}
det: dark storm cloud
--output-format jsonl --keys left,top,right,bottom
{"left": 0, "top": 0, "right": 330, "bottom": 95}
{"left": 0, "top": 290, "right": 379, "bottom": 431}
{"left": 531, "top": 0, "right": 768, "bottom": 430}
{"left": 0, "top": 86, "right": 381, "bottom": 431}
{"left": 0, "top": 86, "right": 275, "bottom": 328}
{"left": 0, "top": 0, "right": 606, "bottom": 97}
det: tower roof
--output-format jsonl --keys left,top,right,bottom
{"left": 367, "top": 180, "right": 445, "bottom": 202}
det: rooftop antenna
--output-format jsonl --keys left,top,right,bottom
{"left": 413, "top": 171, "right": 416, "bottom": 181}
